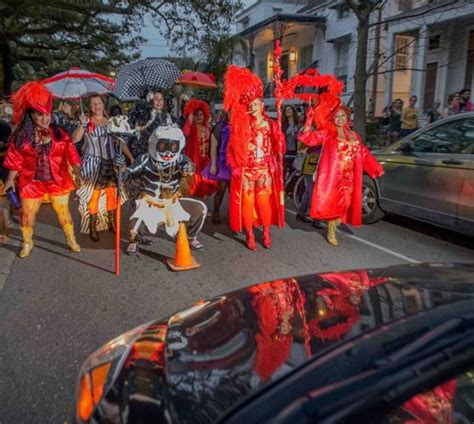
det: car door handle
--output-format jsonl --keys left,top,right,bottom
{"left": 442, "top": 159, "right": 464, "bottom": 165}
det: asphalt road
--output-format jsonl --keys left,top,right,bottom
{"left": 0, "top": 197, "right": 473, "bottom": 423}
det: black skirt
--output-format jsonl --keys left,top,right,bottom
{"left": 95, "top": 159, "right": 117, "bottom": 189}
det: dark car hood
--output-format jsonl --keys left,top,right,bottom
{"left": 99, "top": 263, "right": 474, "bottom": 423}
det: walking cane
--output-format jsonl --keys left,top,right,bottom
{"left": 115, "top": 138, "right": 123, "bottom": 276}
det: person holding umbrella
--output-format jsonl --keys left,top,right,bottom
{"left": 72, "top": 94, "right": 132, "bottom": 241}
{"left": 3, "top": 81, "right": 82, "bottom": 257}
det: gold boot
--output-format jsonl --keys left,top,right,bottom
{"left": 20, "top": 226, "right": 34, "bottom": 258}
{"left": 327, "top": 219, "right": 339, "bottom": 246}
{"left": 63, "top": 223, "right": 81, "bottom": 253}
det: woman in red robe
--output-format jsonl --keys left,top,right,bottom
{"left": 223, "top": 66, "right": 285, "bottom": 250}
{"left": 183, "top": 99, "right": 218, "bottom": 198}
{"left": 298, "top": 104, "right": 383, "bottom": 246}
{"left": 3, "top": 82, "right": 82, "bottom": 257}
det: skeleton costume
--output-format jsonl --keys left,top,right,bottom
{"left": 120, "top": 126, "right": 207, "bottom": 255}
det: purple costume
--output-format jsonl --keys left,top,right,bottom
{"left": 202, "top": 120, "right": 231, "bottom": 181}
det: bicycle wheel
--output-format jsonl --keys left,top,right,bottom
{"left": 292, "top": 175, "right": 306, "bottom": 211}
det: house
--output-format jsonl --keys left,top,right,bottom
{"left": 234, "top": 0, "right": 474, "bottom": 116}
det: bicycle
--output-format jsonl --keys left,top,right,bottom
{"left": 283, "top": 154, "right": 307, "bottom": 212}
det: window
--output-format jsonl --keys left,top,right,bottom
{"left": 394, "top": 35, "right": 411, "bottom": 71}
{"left": 299, "top": 45, "right": 313, "bottom": 71}
{"left": 335, "top": 41, "right": 349, "bottom": 92}
{"left": 409, "top": 118, "right": 474, "bottom": 154}
{"left": 429, "top": 35, "right": 441, "bottom": 50}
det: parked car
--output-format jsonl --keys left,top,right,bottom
{"left": 362, "top": 112, "right": 474, "bottom": 236}
{"left": 75, "top": 263, "right": 474, "bottom": 423}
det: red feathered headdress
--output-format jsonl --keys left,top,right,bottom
{"left": 184, "top": 99, "right": 210, "bottom": 124}
{"left": 11, "top": 81, "right": 53, "bottom": 125}
{"left": 224, "top": 65, "right": 264, "bottom": 168}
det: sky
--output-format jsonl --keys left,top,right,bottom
{"left": 138, "top": 0, "right": 257, "bottom": 58}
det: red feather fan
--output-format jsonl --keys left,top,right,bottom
{"left": 282, "top": 69, "right": 344, "bottom": 133}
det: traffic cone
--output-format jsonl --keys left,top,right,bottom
{"left": 167, "top": 222, "right": 200, "bottom": 271}
{"left": 42, "top": 193, "right": 51, "bottom": 204}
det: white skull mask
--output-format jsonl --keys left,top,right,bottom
{"left": 149, "top": 126, "right": 186, "bottom": 163}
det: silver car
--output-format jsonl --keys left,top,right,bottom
{"left": 363, "top": 112, "right": 474, "bottom": 236}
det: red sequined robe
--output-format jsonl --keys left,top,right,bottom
{"left": 298, "top": 128, "right": 383, "bottom": 226}
{"left": 5, "top": 127, "right": 81, "bottom": 199}
{"left": 183, "top": 120, "right": 218, "bottom": 197}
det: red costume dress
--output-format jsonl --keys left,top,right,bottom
{"left": 224, "top": 65, "right": 285, "bottom": 249}
{"left": 3, "top": 81, "right": 81, "bottom": 257}
{"left": 298, "top": 127, "right": 383, "bottom": 227}
{"left": 183, "top": 99, "right": 218, "bottom": 197}
{"left": 5, "top": 128, "right": 80, "bottom": 199}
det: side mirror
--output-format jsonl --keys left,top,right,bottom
{"left": 398, "top": 142, "right": 414, "bottom": 155}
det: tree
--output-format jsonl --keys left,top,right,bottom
{"left": 0, "top": 0, "right": 241, "bottom": 95}
{"left": 346, "top": 0, "right": 384, "bottom": 139}
{"left": 199, "top": 34, "right": 248, "bottom": 99}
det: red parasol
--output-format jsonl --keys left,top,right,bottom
{"left": 177, "top": 71, "right": 217, "bottom": 89}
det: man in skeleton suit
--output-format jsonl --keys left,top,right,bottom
{"left": 118, "top": 125, "right": 207, "bottom": 255}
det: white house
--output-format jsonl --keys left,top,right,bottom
{"left": 234, "top": 0, "right": 474, "bottom": 116}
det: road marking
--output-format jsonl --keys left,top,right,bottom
{"left": 285, "top": 208, "right": 420, "bottom": 264}
{"left": 344, "top": 233, "right": 420, "bottom": 264}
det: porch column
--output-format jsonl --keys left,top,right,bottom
{"left": 413, "top": 25, "right": 428, "bottom": 111}
{"left": 384, "top": 30, "right": 396, "bottom": 109}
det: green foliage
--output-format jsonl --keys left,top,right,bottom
{"left": 0, "top": 0, "right": 242, "bottom": 94}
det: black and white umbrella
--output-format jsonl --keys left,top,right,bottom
{"left": 112, "top": 58, "right": 181, "bottom": 101}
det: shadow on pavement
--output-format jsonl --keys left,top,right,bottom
{"left": 383, "top": 213, "right": 474, "bottom": 250}
{"left": 7, "top": 233, "right": 114, "bottom": 274}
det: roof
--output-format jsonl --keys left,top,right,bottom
{"left": 238, "top": 13, "right": 326, "bottom": 38}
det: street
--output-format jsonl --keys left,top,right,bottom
{"left": 0, "top": 198, "right": 473, "bottom": 423}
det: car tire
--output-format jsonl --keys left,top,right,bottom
{"left": 362, "top": 175, "right": 385, "bottom": 224}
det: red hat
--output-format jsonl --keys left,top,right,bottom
{"left": 224, "top": 66, "right": 264, "bottom": 168}
{"left": 11, "top": 81, "right": 53, "bottom": 125}
{"left": 184, "top": 99, "right": 210, "bottom": 124}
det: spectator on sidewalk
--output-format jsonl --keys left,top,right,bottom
{"left": 445, "top": 92, "right": 461, "bottom": 117}
{"left": 386, "top": 98, "right": 403, "bottom": 144}
{"left": 459, "top": 88, "right": 472, "bottom": 112}
{"left": 400, "top": 95, "right": 418, "bottom": 137}
{"left": 426, "top": 100, "right": 441, "bottom": 125}
{"left": 282, "top": 105, "right": 299, "bottom": 184}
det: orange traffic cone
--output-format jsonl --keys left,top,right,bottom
{"left": 42, "top": 193, "right": 51, "bottom": 204}
{"left": 167, "top": 222, "right": 201, "bottom": 271}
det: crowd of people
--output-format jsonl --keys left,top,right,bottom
{"left": 0, "top": 67, "right": 386, "bottom": 262}
{"left": 382, "top": 88, "right": 473, "bottom": 145}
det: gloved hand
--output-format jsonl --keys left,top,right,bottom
{"left": 114, "top": 154, "right": 126, "bottom": 167}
